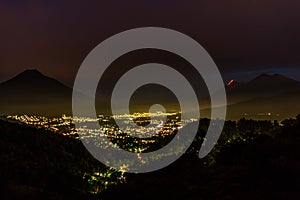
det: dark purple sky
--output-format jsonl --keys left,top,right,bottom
{"left": 1, "top": 0, "right": 300, "bottom": 86}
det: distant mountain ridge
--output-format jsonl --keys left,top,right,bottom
{"left": 0, "top": 69, "right": 300, "bottom": 119}
{"left": 226, "top": 73, "right": 300, "bottom": 104}
{"left": 0, "top": 69, "right": 72, "bottom": 116}
{"left": 224, "top": 74, "right": 300, "bottom": 120}
{"left": 0, "top": 69, "right": 71, "bottom": 95}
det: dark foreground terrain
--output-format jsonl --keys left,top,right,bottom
{"left": 0, "top": 117, "right": 299, "bottom": 200}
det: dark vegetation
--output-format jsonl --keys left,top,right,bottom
{"left": 0, "top": 120, "right": 124, "bottom": 200}
{"left": 102, "top": 115, "right": 300, "bottom": 200}
{"left": 1, "top": 115, "right": 300, "bottom": 199}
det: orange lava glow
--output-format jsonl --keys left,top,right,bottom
{"left": 226, "top": 79, "right": 235, "bottom": 86}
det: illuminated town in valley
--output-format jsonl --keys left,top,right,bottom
{"left": 5, "top": 112, "right": 200, "bottom": 153}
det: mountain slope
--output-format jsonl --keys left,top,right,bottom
{"left": 1, "top": 70, "right": 300, "bottom": 119}
{"left": 226, "top": 74, "right": 300, "bottom": 104}
{"left": 0, "top": 69, "right": 72, "bottom": 116}
{"left": 224, "top": 74, "right": 300, "bottom": 120}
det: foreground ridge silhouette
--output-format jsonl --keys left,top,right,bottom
{"left": 0, "top": 115, "right": 299, "bottom": 199}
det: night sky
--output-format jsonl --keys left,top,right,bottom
{"left": 1, "top": 0, "right": 300, "bottom": 86}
